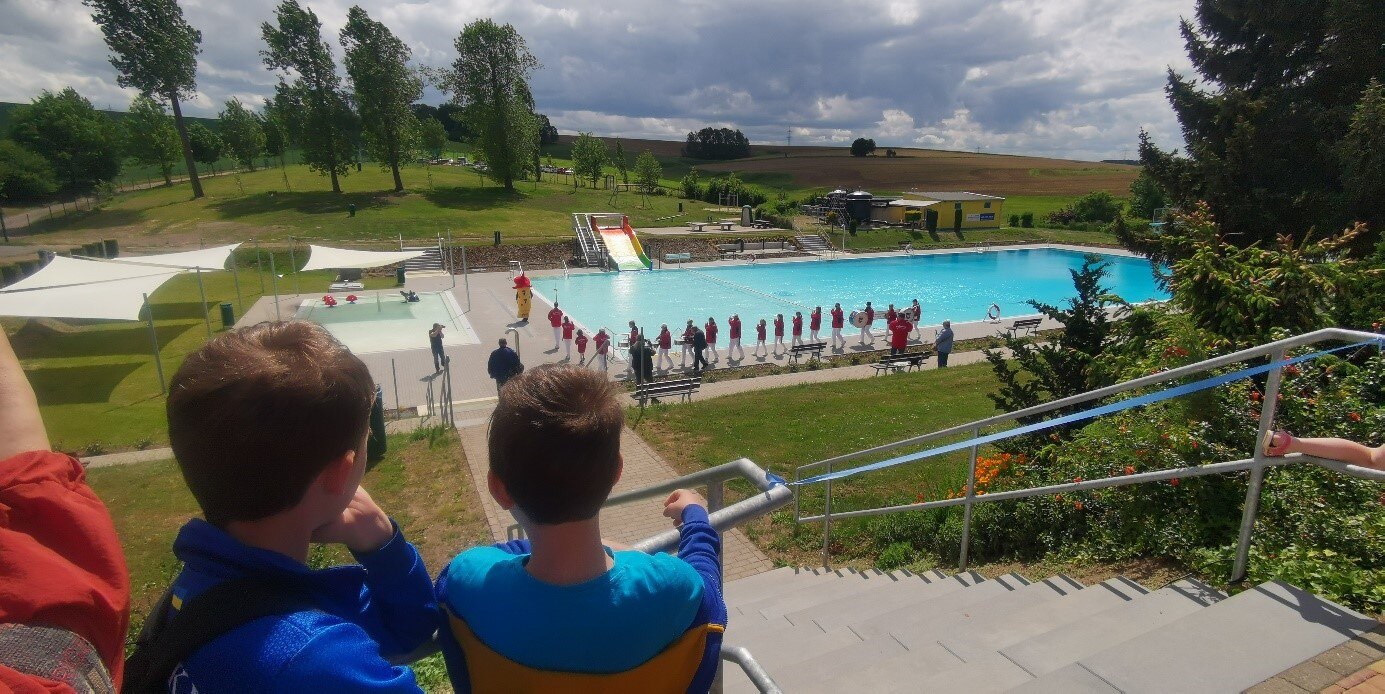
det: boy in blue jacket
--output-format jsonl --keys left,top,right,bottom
{"left": 436, "top": 364, "right": 725, "bottom": 692}
{"left": 155, "top": 321, "right": 438, "bottom": 692}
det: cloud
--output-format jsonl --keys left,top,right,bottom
{"left": 0, "top": 0, "right": 1195, "bottom": 160}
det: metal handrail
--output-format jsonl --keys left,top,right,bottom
{"left": 721, "top": 644, "right": 784, "bottom": 693}
{"left": 794, "top": 327, "right": 1384, "bottom": 581}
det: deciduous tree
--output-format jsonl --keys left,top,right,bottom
{"left": 634, "top": 150, "right": 662, "bottom": 198}
{"left": 124, "top": 95, "right": 180, "bottom": 185}
{"left": 0, "top": 140, "right": 58, "bottom": 200}
{"left": 440, "top": 19, "right": 539, "bottom": 191}
{"left": 219, "top": 98, "right": 266, "bottom": 171}
{"left": 7, "top": 88, "right": 122, "bottom": 192}
{"left": 262, "top": 0, "right": 353, "bottom": 192}
{"left": 613, "top": 140, "right": 628, "bottom": 184}
{"left": 187, "top": 123, "right": 223, "bottom": 173}
{"left": 85, "top": 0, "right": 206, "bottom": 198}
{"left": 571, "top": 132, "right": 607, "bottom": 188}
{"left": 850, "top": 137, "right": 876, "bottom": 157}
{"left": 340, "top": 5, "right": 422, "bottom": 192}
{"left": 420, "top": 117, "right": 447, "bottom": 158}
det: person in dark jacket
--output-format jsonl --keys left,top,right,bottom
{"left": 429, "top": 323, "right": 446, "bottom": 371}
{"left": 935, "top": 320, "right": 954, "bottom": 367}
{"left": 690, "top": 327, "right": 709, "bottom": 375}
{"left": 488, "top": 338, "right": 524, "bottom": 391}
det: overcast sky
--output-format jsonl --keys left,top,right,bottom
{"left": 0, "top": 0, "right": 1196, "bottom": 161}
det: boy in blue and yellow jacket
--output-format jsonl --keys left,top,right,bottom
{"left": 436, "top": 364, "right": 726, "bottom": 693}
{"left": 153, "top": 322, "right": 438, "bottom": 692}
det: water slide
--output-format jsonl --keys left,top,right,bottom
{"left": 593, "top": 215, "right": 652, "bottom": 271}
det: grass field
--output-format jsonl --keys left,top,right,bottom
{"left": 87, "top": 430, "right": 483, "bottom": 691}
{"left": 812, "top": 223, "right": 1119, "bottom": 252}
{"left": 632, "top": 363, "right": 1002, "bottom": 565}
{"left": 3, "top": 266, "right": 396, "bottom": 452}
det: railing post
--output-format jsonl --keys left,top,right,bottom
{"left": 959, "top": 425, "right": 980, "bottom": 571}
{"left": 821, "top": 461, "right": 833, "bottom": 569}
{"left": 1232, "top": 348, "right": 1286, "bottom": 583}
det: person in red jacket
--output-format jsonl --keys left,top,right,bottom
{"left": 727, "top": 314, "right": 744, "bottom": 361}
{"left": 594, "top": 329, "right": 611, "bottom": 372}
{"left": 772, "top": 314, "right": 786, "bottom": 356}
{"left": 809, "top": 306, "right": 822, "bottom": 342}
{"left": 885, "top": 304, "right": 897, "bottom": 324}
{"left": 888, "top": 314, "right": 913, "bottom": 356}
{"left": 656, "top": 324, "right": 674, "bottom": 371}
{"left": 791, "top": 311, "right": 804, "bottom": 349}
{"left": 705, "top": 317, "right": 719, "bottom": 364}
{"left": 860, "top": 301, "right": 876, "bottom": 346}
{"left": 575, "top": 329, "right": 589, "bottom": 365}
{"left": 548, "top": 304, "right": 564, "bottom": 350}
{"left": 562, "top": 317, "right": 575, "bottom": 361}
{"left": 0, "top": 326, "right": 130, "bottom": 692}
{"left": 754, "top": 318, "right": 768, "bottom": 358}
{"left": 830, "top": 303, "right": 846, "bottom": 351}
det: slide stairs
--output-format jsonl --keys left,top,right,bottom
{"left": 721, "top": 567, "right": 1379, "bottom": 693}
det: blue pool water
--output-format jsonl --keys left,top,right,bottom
{"left": 533, "top": 248, "right": 1167, "bottom": 337}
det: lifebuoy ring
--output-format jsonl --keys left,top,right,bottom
{"left": 904, "top": 306, "right": 921, "bottom": 322}
{"left": 850, "top": 311, "right": 869, "bottom": 328}
{"left": 987, "top": 303, "right": 1001, "bottom": 321}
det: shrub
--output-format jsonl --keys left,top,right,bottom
{"left": 877, "top": 542, "right": 916, "bottom": 570}
{"left": 1069, "top": 191, "right": 1124, "bottom": 223}
{"left": 0, "top": 265, "right": 18, "bottom": 288}
{"left": 1020, "top": 212, "right": 1034, "bottom": 228}
{"left": 1009, "top": 214, "right": 1020, "bottom": 227}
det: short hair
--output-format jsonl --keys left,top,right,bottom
{"left": 168, "top": 322, "right": 374, "bottom": 526}
{"left": 488, "top": 365, "right": 623, "bottom": 524}
{"left": 498, "top": 338, "right": 507, "bottom": 347}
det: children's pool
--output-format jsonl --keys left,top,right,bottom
{"left": 295, "top": 291, "right": 478, "bottom": 354}
{"left": 534, "top": 248, "right": 1166, "bottom": 336}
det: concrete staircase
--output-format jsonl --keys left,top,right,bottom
{"left": 795, "top": 234, "right": 831, "bottom": 253}
{"left": 404, "top": 247, "right": 445, "bottom": 273}
{"left": 720, "top": 567, "right": 1379, "bottom": 693}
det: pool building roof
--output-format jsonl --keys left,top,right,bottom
{"left": 904, "top": 191, "right": 1005, "bottom": 201}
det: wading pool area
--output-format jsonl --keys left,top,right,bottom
{"left": 295, "top": 290, "right": 479, "bottom": 355}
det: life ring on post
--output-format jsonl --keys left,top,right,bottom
{"left": 987, "top": 303, "right": 1001, "bottom": 322}
{"left": 850, "top": 311, "right": 869, "bottom": 329}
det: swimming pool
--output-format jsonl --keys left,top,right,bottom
{"left": 534, "top": 248, "right": 1166, "bottom": 336}
{"left": 295, "top": 291, "right": 479, "bottom": 354}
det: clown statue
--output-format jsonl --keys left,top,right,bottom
{"left": 513, "top": 273, "right": 533, "bottom": 322}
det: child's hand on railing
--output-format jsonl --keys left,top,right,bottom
{"left": 663, "top": 488, "right": 707, "bottom": 526}
{"left": 1263, "top": 430, "right": 1295, "bottom": 457}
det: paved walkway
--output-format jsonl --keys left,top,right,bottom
{"left": 1247, "top": 624, "right": 1385, "bottom": 693}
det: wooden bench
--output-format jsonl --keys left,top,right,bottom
{"left": 788, "top": 341, "right": 828, "bottom": 364}
{"left": 689, "top": 222, "right": 709, "bottom": 232}
{"left": 870, "top": 350, "right": 933, "bottom": 375}
{"left": 1005, "top": 318, "right": 1043, "bottom": 338}
{"left": 634, "top": 377, "right": 701, "bottom": 407}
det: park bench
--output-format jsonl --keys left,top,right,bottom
{"left": 788, "top": 341, "right": 828, "bottom": 364}
{"left": 689, "top": 222, "right": 709, "bottom": 232}
{"left": 751, "top": 220, "right": 774, "bottom": 229}
{"left": 1005, "top": 317, "right": 1043, "bottom": 338}
{"left": 870, "top": 350, "right": 933, "bottom": 375}
{"left": 718, "top": 220, "right": 736, "bottom": 231}
{"left": 664, "top": 252, "right": 691, "bottom": 263}
{"left": 634, "top": 376, "right": 701, "bottom": 407}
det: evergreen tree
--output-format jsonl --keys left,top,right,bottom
{"left": 441, "top": 19, "right": 539, "bottom": 191}
{"left": 261, "top": 0, "right": 353, "bottom": 192}
{"left": 8, "top": 88, "right": 122, "bottom": 192}
{"left": 124, "top": 95, "right": 180, "bottom": 185}
{"left": 85, "top": 0, "right": 206, "bottom": 198}
{"left": 340, "top": 5, "right": 422, "bottom": 193}
{"left": 219, "top": 98, "right": 266, "bottom": 171}
{"left": 1127, "top": 169, "right": 1167, "bottom": 220}
{"left": 1138, "top": 0, "right": 1385, "bottom": 250}
{"left": 1340, "top": 79, "right": 1385, "bottom": 234}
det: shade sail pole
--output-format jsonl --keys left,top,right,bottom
{"left": 290, "top": 237, "right": 301, "bottom": 297}
{"left": 232, "top": 257, "right": 243, "bottom": 312}
{"left": 144, "top": 293, "right": 166, "bottom": 394}
{"left": 253, "top": 238, "right": 265, "bottom": 293}
{"left": 196, "top": 267, "right": 211, "bottom": 338}
{"left": 269, "top": 253, "right": 282, "bottom": 321}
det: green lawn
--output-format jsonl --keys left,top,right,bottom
{"left": 4, "top": 265, "right": 396, "bottom": 452}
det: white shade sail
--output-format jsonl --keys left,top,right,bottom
{"left": 106, "top": 243, "right": 241, "bottom": 270}
{"left": 1, "top": 256, "right": 178, "bottom": 293}
{"left": 0, "top": 270, "right": 180, "bottom": 321}
{"left": 299, "top": 245, "right": 425, "bottom": 271}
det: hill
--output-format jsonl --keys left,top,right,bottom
{"left": 554, "top": 135, "right": 1137, "bottom": 196}
{"left": 0, "top": 100, "right": 224, "bottom": 134}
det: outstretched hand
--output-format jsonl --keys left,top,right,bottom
{"left": 312, "top": 487, "right": 394, "bottom": 554}
{"left": 663, "top": 488, "right": 707, "bottom": 526}
{"left": 1263, "top": 430, "right": 1295, "bottom": 457}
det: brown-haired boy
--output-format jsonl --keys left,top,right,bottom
{"left": 435, "top": 365, "right": 725, "bottom": 691}
{"left": 133, "top": 322, "right": 438, "bottom": 691}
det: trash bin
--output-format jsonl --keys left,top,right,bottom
{"left": 219, "top": 302, "right": 235, "bottom": 329}
{"left": 678, "top": 202, "right": 683, "bottom": 213}
{"left": 366, "top": 384, "right": 387, "bottom": 466}
{"left": 348, "top": 203, "right": 357, "bottom": 217}
{"left": 396, "top": 266, "right": 406, "bottom": 285}
{"left": 493, "top": 230, "right": 502, "bottom": 246}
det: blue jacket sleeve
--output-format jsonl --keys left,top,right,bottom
{"left": 351, "top": 521, "right": 440, "bottom": 657}
{"left": 491, "top": 539, "right": 532, "bottom": 554}
{"left": 677, "top": 505, "right": 724, "bottom": 624}
{"left": 277, "top": 621, "right": 424, "bottom": 693}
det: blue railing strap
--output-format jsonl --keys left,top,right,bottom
{"left": 795, "top": 339, "right": 1381, "bottom": 486}
{"left": 765, "top": 472, "right": 788, "bottom": 488}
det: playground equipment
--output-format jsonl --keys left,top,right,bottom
{"left": 572, "top": 213, "right": 652, "bottom": 271}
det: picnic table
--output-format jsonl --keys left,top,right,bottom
{"left": 689, "top": 222, "right": 709, "bottom": 232}
{"left": 718, "top": 221, "right": 735, "bottom": 231}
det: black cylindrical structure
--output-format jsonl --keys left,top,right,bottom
{"left": 847, "top": 190, "right": 873, "bottom": 222}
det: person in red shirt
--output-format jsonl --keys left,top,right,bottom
{"left": 791, "top": 311, "right": 804, "bottom": 349}
{"left": 562, "top": 317, "right": 575, "bottom": 360}
{"left": 594, "top": 329, "right": 611, "bottom": 372}
{"left": 705, "top": 317, "right": 719, "bottom": 364}
{"left": 681, "top": 320, "right": 696, "bottom": 368}
{"left": 770, "top": 314, "right": 785, "bottom": 356}
{"left": 657, "top": 324, "right": 674, "bottom": 371}
{"left": 547, "top": 304, "right": 564, "bottom": 350}
{"left": 575, "top": 329, "right": 589, "bottom": 365}
{"left": 754, "top": 318, "right": 768, "bottom": 358}
{"left": 908, "top": 298, "right": 924, "bottom": 340}
{"left": 885, "top": 304, "right": 897, "bottom": 325}
{"left": 0, "top": 325, "right": 130, "bottom": 692}
{"left": 888, "top": 315, "right": 913, "bottom": 356}
{"left": 830, "top": 303, "right": 846, "bottom": 351}
{"left": 809, "top": 306, "right": 822, "bottom": 342}
{"left": 860, "top": 301, "right": 876, "bottom": 346}
{"left": 727, "top": 314, "right": 744, "bottom": 361}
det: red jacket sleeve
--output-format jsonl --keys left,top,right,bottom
{"left": 0, "top": 451, "right": 130, "bottom": 688}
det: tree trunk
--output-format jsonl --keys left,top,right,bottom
{"left": 162, "top": 165, "right": 173, "bottom": 186}
{"left": 390, "top": 148, "right": 404, "bottom": 193}
{"left": 169, "top": 94, "right": 204, "bottom": 199}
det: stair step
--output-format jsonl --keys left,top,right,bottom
{"left": 886, "top": 575, "right": 1080, "bottom": 650}
{"left": 739, "top": 569, "right": 905, "bottom": 619}
{"left": 1000, "top": 578, "right": 1225, "bottom": 677}
{"left": 721, "top": 627, "right": 866, "bottom": 694}
{"left": 851, "top": 573, "right": 1031, "bottom": 640}
{"left": 724, "top": 567, "right": 859, "bottom": 607}
{"left": 941, "top": 577, "right": 1147, "bottom": 658}
{"left": 788, "top": 570, "right": 980, "bottom": 632}
{"left": 824, "top": 651, "right": 1033, "bottom": 694}
{"left": 1038, "top": 580, "right": 1379, "bottom": 694}
{"left": 769, "top": 632, "right": 953, "bottom": 693}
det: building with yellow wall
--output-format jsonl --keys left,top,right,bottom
{"left": 871, "top": 191, "right": 1005, "bottom": 230}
